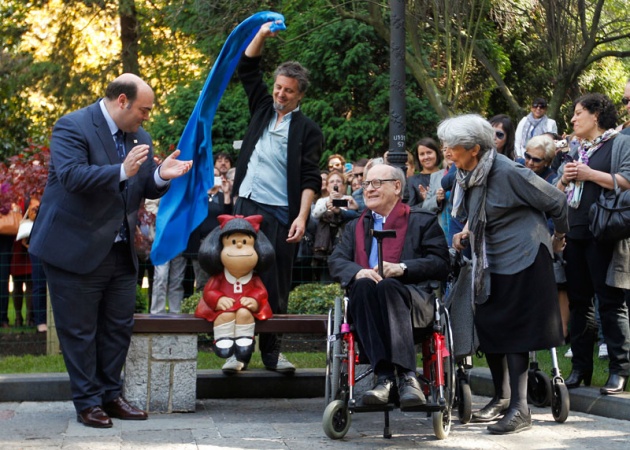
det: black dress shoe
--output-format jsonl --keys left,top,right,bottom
{"left": 363, "top": 376, "right": 395, "bottom": 405}
{"left": 565, "top": 369, "right": 593, "bottom": 389}
{"left": 234, "top": 336, "right": 256, "bottom": 362}
{"left": 213, "top": 337, "right": 234, "bottom": 359}
{"left": 487, "top": 408, "right": 532, "bottom": 435}
{"left": 77, "top": 406, "right": 113, "bottom": 428}
{"left": 470, "top": 398, "right": 510, "bottom": 423}
{"left": 398, "top": 374, "right": 426, "bottom": 408}
{"left": 600, "top": 374, "right": 628, "bottom": 395}
{"left": 103, "top": 397, "right": 148, "bottom": 420}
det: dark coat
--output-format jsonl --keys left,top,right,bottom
{"left": 328, "top": 207, "right": 451, "bottom": 296}
{"left": 29, "top": 101, "right": 166, "bottom": 274}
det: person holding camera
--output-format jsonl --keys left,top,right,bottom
{"left": 311, "top": 171, "right": 358, "bottom": 281}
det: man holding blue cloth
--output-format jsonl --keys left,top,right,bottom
{"left": 230, "top": 21, "right": 323, "bottom": 373}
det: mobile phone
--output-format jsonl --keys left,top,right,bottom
{"left": 332, "top": 198, "right": 349, "bottom": 208}
{"left": 214, "top": 176, "right": 222, "bottom": 186}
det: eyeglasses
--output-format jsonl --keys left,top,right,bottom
{"left": 361, "top": 178, "right": 397, "bottom": 189}
{"left": 532, "top": 103, "right": 547, "bottom": 109}
{"left": 524, "top": 152, "right": 544, "bottom": 164}
{"left": 495, "top": 130, "right": 505, "bottom": 139}
{"left": 622, "top": 97, "right": 630, "bottom": 106}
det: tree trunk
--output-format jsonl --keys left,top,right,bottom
{"left": 119, "top": 0, "right": 139, "bottom": 75}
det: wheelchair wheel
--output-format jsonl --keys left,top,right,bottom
{"left": 527, "top": 368, "right": 552, "bottom": 407}
{"left": 322, "top": 399, "right": 351, "bottom": 439}
{"left": 457, "top": 379, "right": 472, "bottom": 424}
{"left": 325, "top": 297, "right": 343, "bottom": 405}
{"left": 431, "top": 305, "right": 455, "bottom": 440}
{"left": 551, "top": 380, "right": 570, "bottom": 423}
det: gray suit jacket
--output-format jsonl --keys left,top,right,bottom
{"left": 29, "top": 101, "right": 167, "bottom": 274}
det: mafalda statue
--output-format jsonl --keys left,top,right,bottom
{"left": 195, "top": 215, "right": 275, "bottom": 373}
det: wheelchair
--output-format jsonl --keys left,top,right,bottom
{"left": 322, "top": 290, "right": 457, "bottom": 440}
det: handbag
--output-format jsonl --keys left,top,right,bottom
{"left": 588, "top": 173, "right": 630, "bottom": 241}
{"left": 0, "top": 204, "right": 22, "bottom": 236}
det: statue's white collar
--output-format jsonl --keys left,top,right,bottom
{"left": 224, "top": 269, "right": 253, "bottom": 294}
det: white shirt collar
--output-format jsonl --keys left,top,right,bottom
{"left": 224, "top": 268, "right": 253, "bottom": 285}
{"left": 99, "top": 99, "right": 119, "bottom": 136}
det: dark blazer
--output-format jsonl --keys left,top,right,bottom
{"left": 233, "top": 54, "right": 323, "bottom": 225}
{"left": 328, "top": 207, "right": 450, "bottom": 295}
{"left": 29, "top": 101, "right": 167, "bottom": 274}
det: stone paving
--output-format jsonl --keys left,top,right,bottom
{"left": 0, "top": 395, "right": 629, "bottom": 449}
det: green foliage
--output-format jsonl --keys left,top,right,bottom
{"left": 181, "top": 291, "right": 203, "bottom": 314}
{"left": 135, "top": 285, "right": 149, "bottom": 313}
{"left": 288, "top": 282, "right": 343, "bottom": 315}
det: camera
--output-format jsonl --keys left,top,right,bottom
{"left": 332, "top": 198, "right": 349, "bottom": 208}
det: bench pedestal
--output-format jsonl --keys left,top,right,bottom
{"left": 124, "top": 333, "right": 198, "bottom": 413}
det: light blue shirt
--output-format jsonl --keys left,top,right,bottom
{"left": 239, "top": 109, "right": 296, "bottom": 207}
{"left": 368, "top": 212, "right": 385, "bottom": 268}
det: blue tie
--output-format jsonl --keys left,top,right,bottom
{"left": 114, "top": 130, "right": 129, "bottom": 243}
{"left": 114, "top": 130, "right": 126, "bottom": 161}
{"left": 368, "top": 213, "right": 384, "bottom": 268}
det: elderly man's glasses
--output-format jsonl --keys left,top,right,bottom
{"left": 361, "top": 178, "right": 397, "bottom": 189}
{"left": 532, "top": 103, "right": 547, "bottom": 109}
{"left": 622, "top": 97, "right": 630, "bottom": 106}
{"left": 495, "top": 130, "right": 505, "bottom": 139}
{"left": 524, "top": 152, "right": 544, "bottom": 164}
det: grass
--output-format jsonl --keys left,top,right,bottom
{"left": 0, "top": 342, "right": 616, "bottom": 390}
{"left": 0, "top": 351, "right": 327, "bottom": 374}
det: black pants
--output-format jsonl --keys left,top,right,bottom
{"left": 564, "top": 238, "right": 630, "bottom": 376}
{"left": 348, "top": 278, "right": 416, "bottom": 374}
{"left": 44, "top": 242, "right": 137, "bottom": 412}
{"left": 234, "top": 197, "right": 297, "bottom": 356}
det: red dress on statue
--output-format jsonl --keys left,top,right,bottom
{"left": 195, "top": 269, "right": 273, "bottom": 322}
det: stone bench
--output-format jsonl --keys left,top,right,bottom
{"left": 124, "top": 313, "right": 327, "bottom": 413}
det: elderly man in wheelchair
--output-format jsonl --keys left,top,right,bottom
{"left": 328, "top": 162, "right": 450, "bottom": 408}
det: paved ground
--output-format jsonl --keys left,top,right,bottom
{"left": 1, "top": 394, "right": 629, "bottom": 449}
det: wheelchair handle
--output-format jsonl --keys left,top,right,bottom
{"left": 371, "top": 229, "right": 397, "bottom": 277}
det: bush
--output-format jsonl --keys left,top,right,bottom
{"left": 135, "top": 285, "right": 149, "bottom": 313}
{"left": 181, "top": 291, "right": 203, "bottom": 314}
{"left": 288, "top": 283, "right": 343, "bottom": 315}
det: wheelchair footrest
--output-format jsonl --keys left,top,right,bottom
{"left": 352, "top": 403, "right": 396, "bottom": 413}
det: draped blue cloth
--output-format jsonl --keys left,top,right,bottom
{"left": 151, "top": 11, "right": 286, "bottom": 265}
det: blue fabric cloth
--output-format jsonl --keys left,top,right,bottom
{"left": 151, "top": 11, "right": 286, "bottom": 265}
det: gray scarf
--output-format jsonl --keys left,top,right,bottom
{"left": 452, "top": 148, "right": 496, "bottom": 305}
{"left": 521, "top": 113, "right": 549, "bottom": 149}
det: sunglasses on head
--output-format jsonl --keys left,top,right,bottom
{"left": 495, "top": 130, "right": 505, "bottom": 139}
{"left": 622, "top": 97, "right": 630, "bottom": 106}
{"left": 532, "top": 103, "right": 547, "bottom": 109}
{"left": 524, "top": 152, "right": 544, "bottom": 164}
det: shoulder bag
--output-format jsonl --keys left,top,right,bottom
{"left": 588, "top": 173, "right": 630, "bottom": 241}
{"left": 0, "top": 204, "right": 22, "bottom": 236}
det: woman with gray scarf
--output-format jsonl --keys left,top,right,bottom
{"left": 441, "top": 114, "right": 568, "bottom": 435}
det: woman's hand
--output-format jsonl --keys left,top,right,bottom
{"left": 418, "top": 184, "right": 428, "bottom": 200}
{"left": 436, "top": 188, "right": 445, "bottom": 203}
{"left": 452, "top": 230, "right": 470, "bottom": 251}
{"left": 552, "top": 234, "right": 566, "bottom": 253}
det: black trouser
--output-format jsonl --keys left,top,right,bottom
{"left": 348, "top": 278, "right": 416, "bottom": 374}
{"left": 234, "top": 197, "right": 297, "bottom": 357}
{"left": 564, "top": 238, "right": 630, "bottom": 376}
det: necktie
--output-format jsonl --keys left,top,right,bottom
{"left": 368, "top": 213, "right": 384, "bottom": 268}
{"left": 114, "top": 130, "right": 126, "bottom": 161}
{"left": 114, "top": 130, "right": 129, "bottom": 243}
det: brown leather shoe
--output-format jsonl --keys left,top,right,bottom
{"left": 77, "top": 406, "right": 113, "bottom": 428}
{"left": 103, "top": 397, "right": 148, "bottom": 420}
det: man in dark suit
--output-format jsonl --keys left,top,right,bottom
{"left": 29, "top": 73, "right": 192, "bottom": 428}
{"left": 231, "top": 21, "right": 323, "bottom": 373}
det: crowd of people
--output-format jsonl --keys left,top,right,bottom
{"left": 0, "top": 17, "right": 629, "bottom": 436}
